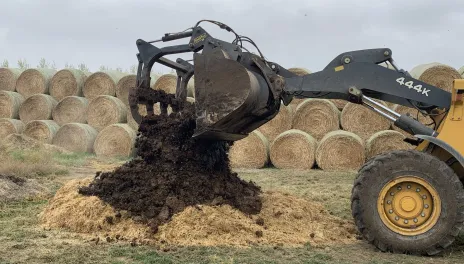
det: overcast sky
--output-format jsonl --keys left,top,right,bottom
{"left": 1, "top": 0, "right": 463, "bottom": 74}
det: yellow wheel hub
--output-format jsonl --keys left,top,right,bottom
{"left": 377, "top": 176, "right": 441, "bottom": 236}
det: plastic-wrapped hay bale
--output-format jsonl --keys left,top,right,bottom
{"left": 270, "top": 129, "right": 316, "bottom": 169}
{"left": 52, "top": 96, "right": 89, "bottom": 126}
{"left": 0, "top": 68, "right": 23, "bottom": 91}
{"left": 52, "top": 123, "right": 98, "bottom": 153}
{"left": 316, "top": 130, "right": 365, "bottom": 171}
{"left": 0, "top": 118, "right": 25, "bottom": 138}
{"left": 23, "top": 120, "right": 60, "bottom": 144}
{"left": 257, "top": 103, "right": 292, "bottom": 142}
{"left": 15, "top": 68, "right": 56, "bottom": 98}
{"left": 83, "top": 71, "right": 126, "bottom": 100}
{"left": 86, "top": 95, "right": 127, "bottom": 131}
{"left": 366, "top": 130, "right": 414, "bottom": 159}
{"left": 229, "top": 130, "right": 269, "bottom": 169}
{"left": 292, "top": 99, "right": 340, "bottom": 140}
{"left": 0, "top": 91, "right": 24, "bottom": 119}
{"left": 341, "top": 102, "right": 391, "bottom": 140}
{"left": 49, "top": 69, "right": 87, "bottom": 100}
{"left": 94, "top": 124, "right": 136, "bottom": 157}
{"left": 19, "top": 94, "right": 58, "bottom": 123}
{"left": 409, "top": 62, "right": 461, "bottom": 93}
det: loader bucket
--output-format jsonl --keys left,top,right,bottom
{"left": 192, "top": 52, "right": 278, "bottom": 141}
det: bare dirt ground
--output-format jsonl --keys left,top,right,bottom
{"left": 1, "top": 153, "right": 464, "bottom": 263}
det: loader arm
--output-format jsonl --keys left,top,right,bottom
{"left": 129, "top": 20, "right": 452, "bottom": 142}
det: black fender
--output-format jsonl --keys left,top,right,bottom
{"left": 415, "top": 135, "right": 464, "bottom": 169}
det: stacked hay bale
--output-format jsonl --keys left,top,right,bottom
{"left": 0, "top": 67, "right": 147, "bottom": 158}
{"left": 16, "top": 68, "right": 56, "bottom": 98}
{"left": 270, "top": 129, "right": 317, "bottom": 169}
{"left": 50, "top": 69, "right": 87, "bottom": 100}
{"left": 0, "top": 68, "right": 23, "bottom": 91}
{"left": 53, "top": 123, "right": 98, "bottom": 153}
{"left": 231, "top": 62, "right": 461, "bottom": 171}
{"left": 229, "top": 130, "right": 269, "bottom": 169}
{"left": 83, "top": 70, "right": 127, "bottom": 100}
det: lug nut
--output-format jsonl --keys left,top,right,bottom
{"left": 424, "top": 204, "right": 429, "bottom": 209}
{"left": 416, "top": 188, "right": 420, "bottom": 192}
{"left": 407, "top": 185, "right": 411, "bottom": 189}
{"left": 397, "top": 186, "right": 402, "bottom": 190}
{"left": 404, "top": 220, "right": 409, "bottom": 224}
{"left": 421, "top": 213, "right": 426, "bottom": 217}
{"left": 389, "top": 210, "right": 393, "bottom": 214}
{"left": 387, "top": 200, "right": 391, "bottom": 204}
{"left": 414, "top": 219, "right": 418, "bottom": 223}
{"left": 422, "top": 195, "right": 427, "bottom": 199}
{"left": 395, "top": 217, "right": 399, "bottom": 221}
{"left": 390, "top": 192, "right": 395, "bottom": 196}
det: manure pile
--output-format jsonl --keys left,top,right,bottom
{"left": 40, "top": 90, "right": 357, "bottom": 247}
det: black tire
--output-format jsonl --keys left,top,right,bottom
{"left": 351, "top": 149, "right": 464, "bottom": 255}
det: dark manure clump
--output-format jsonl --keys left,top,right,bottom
{"left": 79, "top": 90, "right": 262, "bottom": 232}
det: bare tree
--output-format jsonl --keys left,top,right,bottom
{"left": 37, "top": 58, "right": 49, "bottom": 68}
{"left": 17, "top": 59, "right": 30, "bottom": 70}
{"left": 77, "top": 63, "right": 90, "bottom": 74}
{"left": 130, "top": 65, "right": 137, "bottom": 74}
{"left": 65, "top": 63, "right": 75, "bottom": 69}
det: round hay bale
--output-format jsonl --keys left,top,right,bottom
{"left": 15, "top": 68, "right": 56, "bottom": 98}
{"left": 288, "top": 68, "right": 311, "bottom": 110}
{"left": 52, "top": 96, "right": 89, "bottom": 126}
{"left": 292, "top": 99, "right": 340, "bottom": 140}
{"left": 316, "top": 130, "right": 365, "bottom": 171}
{"left": 366, "top": 130, "right": 414, "bottom": 159}
{"left": 116, "top": 74, "right": 136, "bottom": 106}
{"left": 391, "top": 104, "right": 434, "bottom": 137}
{"left": 19, "top": 94, "right": 58, "bottom": 123}
{"left": 257, "top": 103, "right": 292, "bottom": 142}
{"left": 23, "top": 120, "right": 60, "bottom": 144}
{"left": 83, "top": 71, "right": 126, "bottom": 100}
{"left": 152, "top": 74, "right": 177, "bottom": 94}
{"left": 0, "top": 118, "right": 25, "bottom": 138}
{"left": 229, "top": 130, "right": 269, "bottom": 169}
{"left": 116, "top": 74, "right": 160, "bottom": 106}
{"left": 0, "top": 91, "right": 25, "bottom": 119}
{"left": 270, "top": 129, "right": 316, "bottom": 169}
{"left": 409, "top": 63, "right": 461, "bottom": 93}
{"left": 49, "top": 69, "right": 87, "bottom": 100}
{"left": 94, "top": 124, "right": 136, "bottom": 157}
{"left": 52, "top": 123, "right": 98, "bottom": 153}
{"left": 86, "top": 95, "right": 127, "bottom": 131}
{"left": 459, "top": 66, "right": 464, "bottom": 77}
{"left": 187, "top": 77, "right": 195, "bottom": 98}
{"left": 341, "top": 102, "right": 391, "bottom": 140}
{"left": 330, "top": 99, "right": 348, "bottom": 110}
{"left": 288, "top": 67, "right": 312, "bottom": 76}
{"left": 0, "top": 68, "right": 23, "bottom": 91}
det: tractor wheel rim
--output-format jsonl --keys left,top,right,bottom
{"left": 377, "top": 176, "right": 441, "bottom": 236}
